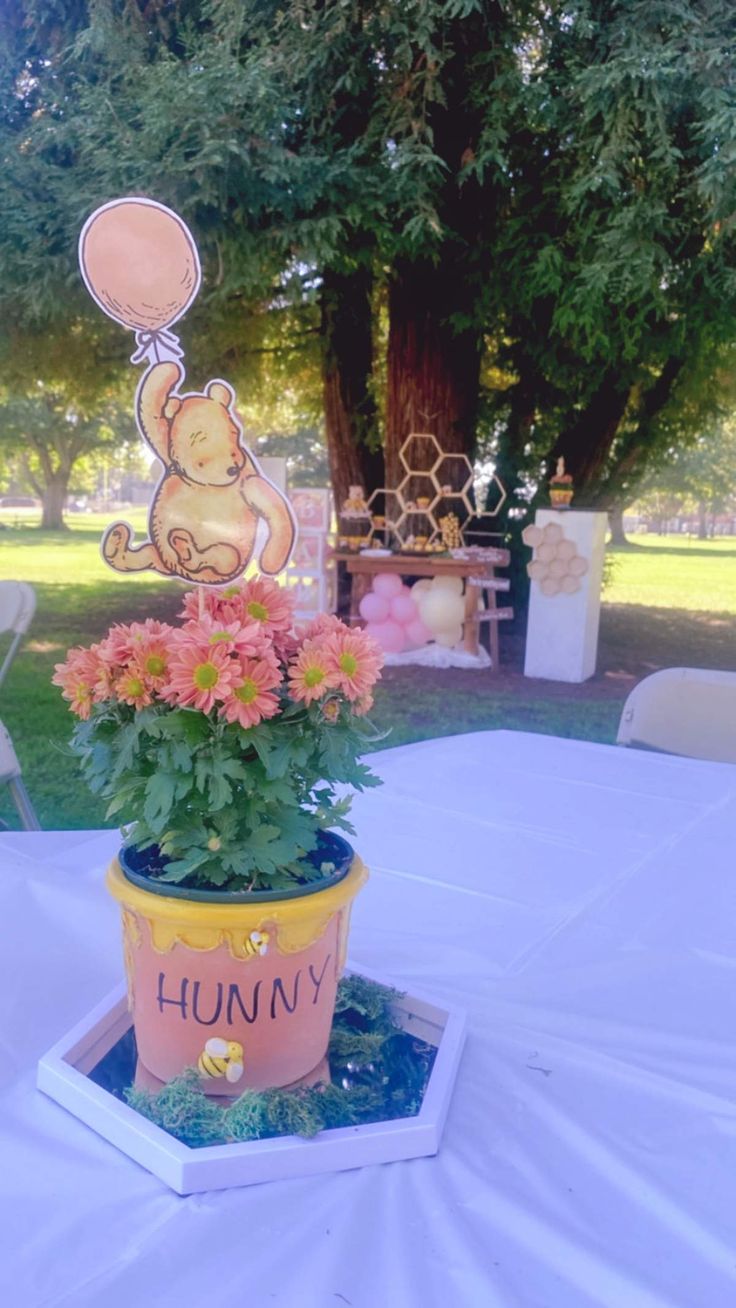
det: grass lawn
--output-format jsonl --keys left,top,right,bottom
{"left": 604, "top": 533, "right": 736, "bottom": 611}
{"left": 1, "top": 518, "right": 734, "bottom": 830}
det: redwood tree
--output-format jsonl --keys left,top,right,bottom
{"left": 2, "top": 0, "right": 736, "bottom": 522}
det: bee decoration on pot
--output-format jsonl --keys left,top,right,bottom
{"left": 198, "top": 1038, "right": 245, "bottom": 1084}
{"left": 243, "top": 929, "right": 269, "bottom": 957}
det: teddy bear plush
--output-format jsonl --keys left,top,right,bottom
{"left": 102, "top": 362, "right": 295, "bottom": 583}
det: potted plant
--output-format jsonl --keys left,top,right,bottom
{"left": 53, "top": 578, "right": 383, "bottom": 1095}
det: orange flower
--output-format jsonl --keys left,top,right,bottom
{"left": 115, "top": 665, "right": 154, "bottom": 709}
{"left": 287, "top": 639, "right": 339, "bottom": 705}
{"left": 161, "top": 642, "right": 235, "bottom": 713}
{"left": 103, "top": 619, "right": 175, "bottom": 664}
{"left": 322, "top": 628, "right": 383, "bottom": 701}
{"left": 181, "top": 613, "right": 265, "bottom": 658}
{"left": 221, "top": 656, "right": 282, "bottom": 729}
{"left": 240, "top": 576, "right": 294, "bottom": 638}
{"left": 320, "top": 695, "right": 341, "bottom": 724}
{"left": 299, "top": 613, "right": 347, "bottom": 641}
{"left": 52, "top": 646, "right": 106, "bottom": 718}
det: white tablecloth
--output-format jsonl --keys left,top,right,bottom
{"left": 2, "top": 730, "right": 736, "bottom": 1308}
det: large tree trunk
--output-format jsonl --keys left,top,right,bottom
{"left": 608, "top": 503, "right": 628, "bottom": 546}
{"left": 40, "top": 472, "right": 69, "bottom": 529}
{"left": 385, "top": 256, "right": 482, "bottom": 486}
{"left": 321, "top": 264, "right": 382, "bottom": 509}
{"left": 548, "top": 372, "right": 632, "bottom": 496}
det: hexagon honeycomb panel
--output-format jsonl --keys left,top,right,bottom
{"left": 522, "top": 521, "right": 589, "bottom": 596}
{"left": 365, "top": 436, "right": 507, "bottom": 551}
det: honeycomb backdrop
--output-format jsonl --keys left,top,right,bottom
{"left": 522, "top": 521, "right": 589, "bottom": 596}
{"left": 367, "top": 434, "right": 506, "bottom": 550}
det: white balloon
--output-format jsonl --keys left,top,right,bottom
{"left": 418, "top": 589, "right": 464, "bottom": 634}
{"left": 432, "top": 576, "right": 464, "bottom": 594}
{"left": 412, "top": 579, "right": 432, "bottom": 595}
{"left": 435, "top": 626, "right": 463, "bottom": 648}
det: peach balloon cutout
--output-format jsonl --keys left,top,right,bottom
{"left": 78, "top": 196, "right": 297, "bottom": 585}
{"left": 79, "top": 196, "right": 201, "bottom": 367}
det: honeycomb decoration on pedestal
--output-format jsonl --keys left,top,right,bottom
{"left": 522, "top": 521, "right": 589, "bottom": 596}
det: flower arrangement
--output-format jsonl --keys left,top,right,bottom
{"left": 53, "top": 578, "right": 384, "bottom": 893}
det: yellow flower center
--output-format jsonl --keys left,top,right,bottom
{"left": 223, "top": 585, "right": 241, "bottom": 597}
{"left": 125, "top": 677, "right": 144, "bottom": 698}
{"left": 145, "top": 654, "right": 166, "bottom": 676}
{"left": 235, "top": 677, "right": 258, "bottom": 704}
{"left": 208, "top": 631, "right": 232, "bottom": 644}
{"left": 247, "top": 600, "right": 269, "bottom": 622}
{"left": 338, "top": 652, "right": 358, "bottom": 677}
{"left": 193, "top": 661, "right": 219, "bottom": 690}
{"left": 304, "top": 665, "right": 325, "bottom": 688}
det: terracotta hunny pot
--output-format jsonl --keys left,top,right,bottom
{"left": 106, "top": 841, "right": 368, "bottom": 1095}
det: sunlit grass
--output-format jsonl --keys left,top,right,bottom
{"left": 604, "top": 534, "right": 736, "bottom": 613}
{"left": 0, "top": 521, "right": 734, "bottom": 829}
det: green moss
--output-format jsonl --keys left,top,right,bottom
{"left": 123, "top": 976, "right": 436, "bottom": 1148}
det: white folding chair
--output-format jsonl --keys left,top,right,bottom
{"left": 0, "top": 581, "right": 40, "bottom": 828}
{"left": 0, "top": 581, "right": 36, "bottom": 691}
{"left": 617, "top": 667, "right": 736, "bottom": 764}
{"left": 0, "top": 719, "right": 40, "bottom": 829}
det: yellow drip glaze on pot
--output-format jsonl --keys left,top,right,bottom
{"left": 107, "top": 854, "right": 368, "bottom": 963}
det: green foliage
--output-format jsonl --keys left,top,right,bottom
{"left": 0, "top": 384, "right": 137, "bottom": 526}
{"left": 125, "top": 974, "right": 435, "bottom": 1147}
{"left": 72, "top": 691, "right": 382, "bottom": 892}
{"left": 2, "top": 0, "right": 736, "bottom": 510}
{"left": 632, "top": 417, "right": 736, "bottom": 522}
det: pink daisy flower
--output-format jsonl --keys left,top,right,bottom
{"left": 115, "top": 664, "right": 154, "bottom": 709}
{"left": 179, "top": 588, "right": 224, "bottom": 623}
{"left": 137, "top": 640, "right": 171, "bottom": 688}
{"left": 322, "top": 628, "right": 383, "bottom": 701}
{"left": 287, "top": 638, "right": 339, "bottom": 706}
{"left": 239, "top": 577, "right": 295, "bottom": 638}
{"left": 161, "top": 642, "right": 235, "bottom": 713}
{"left": 104, "top": 619, "right": 175, "bottom": 664}
{"left": 181, "top": 613, "right": 266, "bottom": 658}
{"left": 299, "top": 613, "right": 348, "bottom": 642}
{"left": 52, "top": 646, "right": 104, "bottom": 719}
{"left": 221, "top": 656, "right": 283, "bottom": 729}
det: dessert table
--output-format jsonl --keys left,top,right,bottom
{"left": 3, "top": 729, "right": 736, "bottom": 1307}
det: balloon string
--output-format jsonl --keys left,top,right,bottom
{"left": 131, "top": 328, "right": 184, "bottom": 367}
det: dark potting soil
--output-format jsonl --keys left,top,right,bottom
{"left": 121, "top": 829, "right": 354, "bottom": 898}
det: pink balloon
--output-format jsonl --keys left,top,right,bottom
{"left": 404, "top": 618, "right": 431, "bottom": 648}
{"left": 390, "top": 592, "right": 418, "bottom": 624}
{"left": 359, "top": 592, "right": 390, "bottom": 623}
{"left": 364, "top": 620, "right": 406, "bottom": 653}
{"left": 373, "top": 573, "right": 404, "bottom": 599}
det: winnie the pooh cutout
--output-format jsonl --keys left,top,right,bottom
{"left": 79, "top": 197, "right": 296, "bottom": 583}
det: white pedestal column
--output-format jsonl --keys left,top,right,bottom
{"left": 523, "top": 509, "right": 608, "bottom": 683}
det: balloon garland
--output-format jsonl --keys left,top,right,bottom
{"left": 359, "top": 573, "right": 467, "bottom": 653}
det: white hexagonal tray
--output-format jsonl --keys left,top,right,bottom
{"left": 37, "top": 966, "right": 466, "bottom": 1195}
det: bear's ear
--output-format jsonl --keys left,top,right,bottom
{"left": 163, "top": 397, "right": 182, "bottom": 420}
{"left": 206, "top": 379, "right": 235, "bottom": 409}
